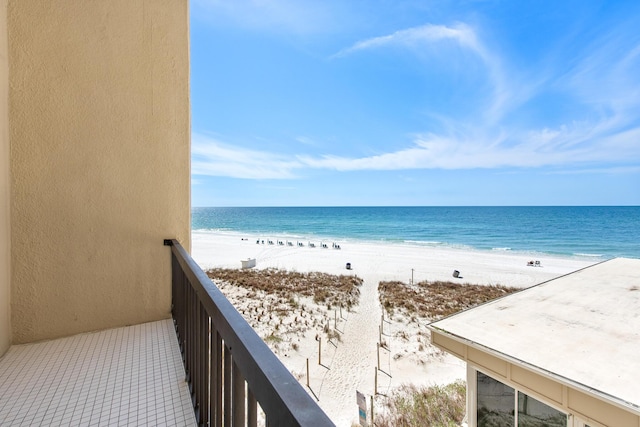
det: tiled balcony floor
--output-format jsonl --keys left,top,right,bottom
{"left": 0, "top": 319, "right": 196, "bottom": 426}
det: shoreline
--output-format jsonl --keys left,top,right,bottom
{"left": 192, "top": 230, "right": 597, "bottom": 289}
{"left": 191, "top": 230, "right": 597, "bottom": 425}
{"left": 192, "top": 228, "right": 609, "bottom": 263}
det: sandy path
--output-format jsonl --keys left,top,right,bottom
{"left": 316, "top": 269, "right": 382, "bottom": 425}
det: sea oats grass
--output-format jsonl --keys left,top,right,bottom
{"left": 206, "top": 267, "right": 362, "bottom": 309}
{"left": 376, "top": 381, "right": 466, "bottom": 427}
{"left": 379, "top": 280, "right": 518, "bottom": 321}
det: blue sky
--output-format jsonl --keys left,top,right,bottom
{"left": 190, "top": 0, "right": 640, "bottom": 207}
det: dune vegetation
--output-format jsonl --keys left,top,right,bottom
{"left": 374, "top": 381, "right": 467, "bottom": 427}
{"left": 206, "top": 267, "right": 362, "bottom": 310}
{"left": 378, "top": 280, "right": 519, "bottom": 321}
{"left": 205, "top": 268, "right": 363, "bottom": 356}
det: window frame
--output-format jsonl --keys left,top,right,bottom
{"left": 471, "top": 366, "right": 571, "bottom": 427}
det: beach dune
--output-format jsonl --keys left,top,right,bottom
{"left": 191, "top": 231, "right": 595, "bottom": 426}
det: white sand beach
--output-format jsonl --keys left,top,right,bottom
{"left": 191, "top": 231, "right": 596, "bottom": 426}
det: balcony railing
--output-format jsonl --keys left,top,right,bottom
{"left": 165, "top": 239, "right": 335, "bottom": 427}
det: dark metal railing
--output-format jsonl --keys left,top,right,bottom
{"left": 165, "top": 239, "right": 335, "bottom": 427}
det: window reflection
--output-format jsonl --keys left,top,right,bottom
{"left": 477, "top": 371, "right": 515, "bottom": 427}
{"left": 518, "top": 392, "right": 567, "bottom": 427}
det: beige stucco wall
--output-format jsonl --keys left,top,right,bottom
{"left": 8, "top": 0, "right": 190, "bottom": 343}
{"left": 0, "top": 0, "right": 10, "bottom": 356}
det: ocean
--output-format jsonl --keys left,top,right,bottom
{"left": 192, "top": 206, "right": 640, "bottom": 260}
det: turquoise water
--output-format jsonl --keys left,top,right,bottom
{"left": 192, "top": 206, "right": 640, "bottom": 260}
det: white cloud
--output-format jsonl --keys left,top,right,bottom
{"left": 192, "top": 134, "right": 304, "bottom": 179}
{"left": 332, "top": 23, "right": 482, "bottom": 58}
{"left": 332, "top": 23, "right": 514, "bottom": 126}
{"left": 193, "top": 120, "right": 640, "bottom": 180}
{"left": 297, "top": 120, "right": 640, "bottom": 172}
{"left": 560, "top": 33, "right": 640, "bottom": 136}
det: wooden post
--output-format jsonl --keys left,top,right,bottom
{"left": 334, "top": 310, "right": 337, "bottom": 329}
{"left": 374, "top": 366, "right": 378, "bottom": 395}
{"left": 371, "top": 395, "right": 375, "bottom": 426}
{"left": 379, "top": 325, "right": 382, "bottom": 344}
{"left": 411, "top": 268, "right": 414, "bottom": 285}
{"left": 318, "top": 337, "right": 322, "bottom": 365}
{"left": 306, "top": 358, "right": 310, "bottom": 387}
{"left": 377, "top": 342, "right": 380, "bottom": 370}
{"left": 340, "top": 304, "right": 343, "bottom": 319}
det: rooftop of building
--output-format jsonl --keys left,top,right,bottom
{"left": 429, "top": 257, "right": 640, "bottom": 413}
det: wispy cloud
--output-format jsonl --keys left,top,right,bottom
{"left": 559, "top": 28, "right": 640, "bottom": 135}
{"left": 296, "top": 126, "right": 640, "bottom": 172}
{"left": 193, "top": 119, "right": 640, "bottom": 179}
{"left": 332, "top": 23, "right": 513, "bottom": 125}
{"left": 192, "top": 134, "right": 304, "bottom": 179}
{"left": 332, "top": 23, "right": 482, "bottom": 58}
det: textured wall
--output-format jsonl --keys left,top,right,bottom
{"left": 8, "top": 0, "right": 190, "bottom": 343}
{"left": 0, "top": 0, "right": 10, "bottom": 355}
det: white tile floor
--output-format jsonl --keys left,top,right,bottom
{"left": 0, "top": 319, "right": 196, "bottom": 426}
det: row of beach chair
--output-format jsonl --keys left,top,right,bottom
{"left": 255, "top": 239, "right": 341, "bottom": 249}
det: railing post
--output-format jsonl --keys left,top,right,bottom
{"left": 232, "top": 361, "right": 245, "bottom": 426}
{"left": 194, "top": 298, "right": 202, "bottom": 424}
{"left": 224, "top": 345, "right": 231, "bottom": 427}
{"left": 247, "top": 388, "right": 257, "bottom": 427}
{"left": 212, "top": 330, "right": 222, "bottom": 427}
{"left": 198, "top": 302, "right": 209, "bottom": 426}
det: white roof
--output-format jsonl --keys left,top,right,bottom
{"left": 429, "top": 258, "right": 640, "bottom": 411}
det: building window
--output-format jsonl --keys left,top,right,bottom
{"left": 477, "top": 371, "right": 515, "bottom": 426}
{"left": 476, "top": 370, "right": 568, "bottom": 427}
{"left": 518, "top": 392, "right": 567, "bottom": 427}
